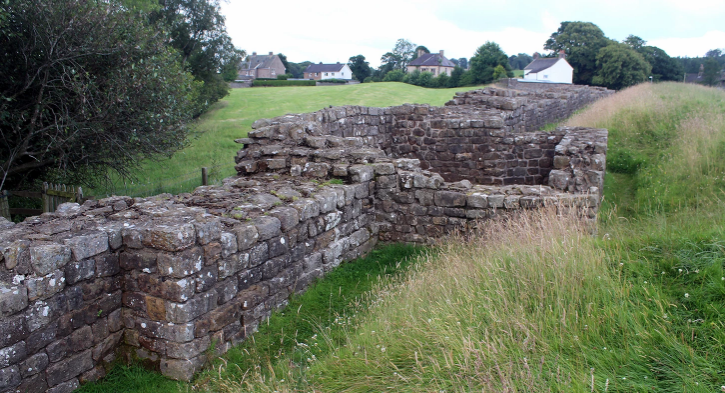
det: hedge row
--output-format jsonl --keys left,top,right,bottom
{"left": 253, "top": 80, "right": 316, "bottom": 87}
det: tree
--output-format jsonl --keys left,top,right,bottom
{"left": 706, "top": 49, "right": 723, "bottom": 58}
{"left": 492, "top": 65, "right": 508, "bottom": 80}
{"left": 348, "top": 55, "right": 371, "bottom": 82}
{"left": 637, "top": 46, "right": 684, "bottom": 81}
{"left": 592, "top": 43, "right": 651, "bottom": 90}
{"left": 411, "top": 45, "right": 430, "bottom": 61}
{"left": 382, "top": 69, "right": 405, "bottom": 82}
{"left": 447, "top": 66, "right": 465, "bottom": 87}
{"left": 468, "top": 41, "right": 513, "bottom": 84}
{"left": 381, "top": 39, "right": 416, "bottom": 71}
{"left": 623, "top": 35, "right": 646, "bottom": 51}
{"left": 458, "top": 58, "right": 468, "bottom": 69}
{"left": 508, "top": 53, "right": 533, "bottom": 70}
{"left": 450, "top": 58, "right": 459, "bottom": 67}
{"left": 0, "top": 0, "right": 198, "bottom": 191}
{"left": 702, "top": 57, "right": 721, "bottom": 86}
{"left": 149, "top": 0, "right": 243, "bottom": 115}
{"left": 545, "top": 22, "right": 613, "bottom": 85}
{"left": 403, "top": 69, "right": 422, "bottom": 85}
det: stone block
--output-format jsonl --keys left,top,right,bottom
{"left": 252, "top": 216, "right": 281, "bottom": 241}
{"left": 371, "top": 162, "right": 395, "bottom": 175}
{"left": 218, "top": 253, "right": 250, "bottom": 279}
{"left": 165, "top": 292, "right": 216, "bottom": 324}
{"left": 80, "top": 366, "right": 106, "bottom": 383}
{"left": 348, "top": 165, "right": 374, "bottom": 182}
{"left": 45, "top": 349, "right": 92, "bottom": 386}
{"left": 548, "top": 169, "right": 571, "bottom": 190}
{"left": 488, "top": 195, "right": 505, "bottom": 209}
{"left": 0, "top": 341, "right": 26, "bottom": 368}
{"left": 302, "top": 162, "right": 330, "bottom": 177}
{"left": 64, "top": 259, "right": 95, "bottom": 285}
{"left": 234, "top": 223, "right": 259, "bottom": 251}
{"left": 62, "top": 232, "right": 109, "bottom": 261}
{"left": 47, "top": 378, "right": 79, "bottom": 393}
{"left": 15, "top": 372, "right": 48, "bottom": 393}
{"left": 215, "top": 278, "right": 238, "bottom": 305}
{"left": 248, "top": 242, "right": 269, "bottom": 268}
{"left": 553, "top": 155, "right": 570, "bottom": 169}
{"left": 120, "top": 250, "right": 157, "bottom": 272}
{"left": 108, "top": 309, "right": 123, "bottom": 332}
{"left": 467, "top": 193, "right": 488, "bottom": 208}
{"left": 24, "top": 320, "right": 56, "bottom": 354}
{"left": 314, "top": 191, "right": 338, "bottom": 214}
{"left": 0, "top": 365, "right": 21, "bottom": 390}
{"left": 26, "top": 270, "right": 65, "bottom": 301}
{"left": 19, "top": 352, "right": 47, "bottom": 378}
{"left": 0, "top": 285, "right": 28, "bottom": 317}
{"left": 159, "top": 356, "right": 205, "bottom": 382}
{"left": 142, "top": 223, "right": 196, "bottom": 252}
{"left": 220, "top": 232, "right": 237, "bottom": 258}
{"left": 166, "top": 336, "right": 210, "bottom": 360}
{"left": 195, "top": 266, "right": 218, "bottom": 293}
{"left": 157, "top": 247, "right": 203, "bottom": 278}
{"left": 504, "top": 195, "right": 521, "bottom": 209}
{"left": 193, "top": 216, "right": 222, "bottom": 245}
{"left": 2, "top": 240, "right": 29, "bottom": 270}
{"left": 434, "top": 191, "right": 467, "bottom": 207}
{"left": 269, "top": 207, "right": 300, "bottom": 232}
{"left": 95, "top": 253, "right": 120, "bottom": 277}
{"left": 267, "top": 236, "right": 289, "bottom": 259}
{"left": 29, "top": 244, "right": 71, "bottom": 276}
{"left": 68, "top": 325, "right": 93, "bottom": 352}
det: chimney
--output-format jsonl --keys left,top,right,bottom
{"left": 439, "top": 50, "right": 444, "bottom": 57}
{"left": 533, "top": 52, "right": 540, "bottom": 59}
{"left": 319, "top": 62, "right": 323, "bottom": 64}
{"left": 417, "top": 49, "right": 425, "bottom": 58}
{"left": 337, "top": 62, "right": 340, "bottom": 64}
{"left": 558, "top": 50, "right": 566, "bottom": 59}
{"left": 699, "top": 63, "right": 704, "bottom": 77}
{"left": 269, "top": 51, "right": 273, "bottom": 56}
{"left": 252, "top": 51, "right": 257, "bottom": 56}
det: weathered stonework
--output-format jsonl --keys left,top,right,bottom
{"left": 0, "top": 84, "right": 610, "bottom": 391}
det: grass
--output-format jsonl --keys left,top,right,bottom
{"left": 93, "top": 82, "right": 485, "bottom": 198}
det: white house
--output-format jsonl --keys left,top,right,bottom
{"left": 303, "top": 63, "right": 354, "bottom": 80}
{"left": 523, "top": 51, "right": 573, "bottom": 84}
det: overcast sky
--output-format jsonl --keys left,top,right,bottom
{"left": 220, "top": 0, "right": 725, "bottom": 67}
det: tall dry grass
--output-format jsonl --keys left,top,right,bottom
{"left": 215, "top": 209, "right": 640, "bottom": 392}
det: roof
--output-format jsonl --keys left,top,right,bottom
{"left": 240, "top": 54, "right": 278, "bottom": 70}
{"left": 684, "top": 73, "right": 703, "bottom": 83}
{"left": 304, "top": 63, "right": 347, "bottom": 73}
{"left": 524, "top": 58, "right": 560, "bottom": 74}
{"left": 408, "top": 53, "right": 456, "bottom": 68}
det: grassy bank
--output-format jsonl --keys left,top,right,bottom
{"left": 202, "top": 83, "right": 725, "bottom": 392}
{"left": 95, "top": 83, "right": 483, "bottom": 198}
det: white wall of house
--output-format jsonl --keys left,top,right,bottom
{"left": 320, "top": 65, "right": 353, "bottom": 80}
{"left": 524, "top": 59, "right": 573, "bottom": 84}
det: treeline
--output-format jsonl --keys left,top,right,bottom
{"left": 0, "top": 0, "right": 243, "bottom": 191}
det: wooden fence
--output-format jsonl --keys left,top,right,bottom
{"left": 0, "top": 183, "right": 83, "bottom": 220}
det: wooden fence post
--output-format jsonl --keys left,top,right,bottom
{"left": 202, "top": 167, "right": 208, "bottom": 186}
{"left": 0, "top": 190, "right": 9, "bottom": 220}
{"left": 42, "top": 182, "right": 49, "bottom": 213}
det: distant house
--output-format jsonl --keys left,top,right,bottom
{"left": 684, "top": 64, "right": 725, "bottom": 88}
{"left": 523, "top": 51, "right": 573, "bottom": 84}
{"left": 238, "top": 52, "right": 286, "bottom": 80}
{"left": 303, "top": 62, "right": 353, "bottom": 80}
{"left": 407, "top": 50, "right": 456, "bottom": 76}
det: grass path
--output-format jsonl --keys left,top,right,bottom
{"left": 96, "top": 83, "right": 483, "bottom": 197}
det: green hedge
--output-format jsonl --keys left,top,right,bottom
{"left": 318, "top": 78, "right": 348, "bottom": 84}
{"left": 252, "top": 79, "right": 316, "bottom": 87}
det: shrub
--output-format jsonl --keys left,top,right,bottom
{"left": 363, "top": 76, "right": 374, "bottom": 83}
{"left": 383, "top": 69, "right": 405, "bottom": 82}
{"left": 318, "top": 78, "right": 348, "bottom": 84}
{"left": 252, "top": 79, "right": 316, "bottom": 87}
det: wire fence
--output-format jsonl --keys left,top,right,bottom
{"left": 91, "top": 163, "right": 237, "bottom": 199}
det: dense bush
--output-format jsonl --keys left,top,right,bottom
{"left": 318, "top": 78, "right": 348, "bottom": 84}
{"left": 252, "top": 80, "right": 316, "bottom": 87}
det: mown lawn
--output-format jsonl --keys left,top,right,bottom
{"left": 94, "top": 82, "right": 484, "bottom": 198}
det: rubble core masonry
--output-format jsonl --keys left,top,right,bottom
{"left": 0, "top": 82, "right": 612, "bottom": 391}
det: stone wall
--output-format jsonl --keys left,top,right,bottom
{"left": 0, "top": 84, "right": 610, "bottom": 392}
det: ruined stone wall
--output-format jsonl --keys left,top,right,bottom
{"left": 0, "top": 84, "right": 610, "bottom": 392}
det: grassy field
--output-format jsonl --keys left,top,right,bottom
{"left": 94, "top": 82, "right": 484, "bottom": 198}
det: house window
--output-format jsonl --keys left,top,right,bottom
{"left": 431, "top": 69, "right": 436, "bottom": 75}
{"left": 332, "top": 73, "right": 335, "bottom": 76}
{"left": 324, "top": 73, "right": 328, "bottom": 76}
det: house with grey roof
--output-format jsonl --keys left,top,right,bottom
{"left": 523, "top": 51, "right": 573, "bottom": 84}
{"left": 238, "top": 52, "right": 286, "bottom": 80}
{"left": 407, "top": 50, "right": 456, "bottom": 76}
{"left": 303, "top": 62, "right": 353, "bottom": 80}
